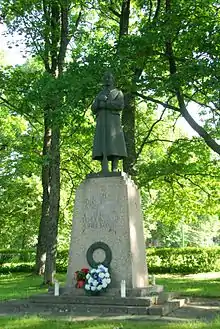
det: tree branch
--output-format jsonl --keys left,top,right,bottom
{"left": 165, "top": 0, "right": 220, "bottom": 155}
{"left": 135, "top": 91, "right": 180, "bottom": 112}
{"left": 42, "top": 0, "right": 51, "bottom": 72}
{"left": 135, "top": 108, "right": 166, "bottom": 162}
{"left": 108, "top": 6, "right": 121, "bottom": 18}
{"left": 148, "top": 0, "right": 153, "bottom": 22}
{"left": 58, "top": 1, "right": 70, "bottom": 75}
{"left": 183, "top": 93, "right": 215, "bottom": 112}
{"left": 60, "top": 167, "right": 76, "bottom": 206}
{"left": 144, "top": 138, "right": 174, "bottom": 144}
{"left": 50, "top": 2, "right": 60, "bottom": 74}
{"left": 153, "top": 0, "right": 161, "bottom": 22}
{"left": 175, "top": 173, "right": 211, "bottom": 196}
{"left": 0, "top": 96, "right": 42, "bottom": 128}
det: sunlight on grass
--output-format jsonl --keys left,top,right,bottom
{"left": 0, "top": 273, "right": 66, "bottom": 301}
{"left": 0, "top": 273, "right": 47, "bottom": 301}
{"left": 156, "top": 275, "right": 220, "bottom": 297}
{"left": 1, "top": 316, "right": 220, "bottom": 329}
{"left": 1, "top": 272, "right": 220, "bottom": 301}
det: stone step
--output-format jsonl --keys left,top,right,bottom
{"left": 0, "top": 296, "right": 186, "bottom": 316}
{"left": 28, "top": 294, "right": 186, "bottom": 316}
{"left": 51, "top": 285, "right": 164, "bottom": 297}
{"left": 29, "top": 294, "right": 155, "bottom": 307}
{"left": 148, "top": 299, "right": 186, "bottom": 316}
{"left": 27, "top": 298, "right": 186, "bottom": 316}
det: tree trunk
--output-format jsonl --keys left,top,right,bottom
{"left": 36, "top": 2, "right": 80, "bottom": 281}
{"left": 43, "top": 1, "right": 71, "bottom": 284}
{"left": 118, "top": 0, "right": 137, "bottom": 175}
{"left": 35, "top": 112, "right": 51, "bottom": 275}
{"left": 122, "top": 92, "right": 136, "bottom": 174}
{"left": 119, "top": 0, "right": 130, "bottom": 40}
{"left": 44, "top": 124, "right": 60, "bottom": 284}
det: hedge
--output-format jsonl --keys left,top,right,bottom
{"left": 1, "top": 247, "right": 220, "bottom": 274}
{"left": 0, "top": 249, "right": 35, "bottom": 264}
{"left": 0, "top": 262, "right": 34, "bottom": 274}
{"left": 147, "top": 247, "right": 220, "bottom": 274}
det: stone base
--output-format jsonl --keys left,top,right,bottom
{"left": 62, "top": 285, "right": 164, "bottom": 297}
{"left": 86, "top": 171, "right": 124, "bottom": 178}
{"left": 66, "top": 174, "right": 148, "bottom": 290}
{"left": 28, "top": 290, "right": 186, "bottom": 317}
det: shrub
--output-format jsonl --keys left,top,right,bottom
{"left": 0, "top": 249, "right": 35, "bottom": 264}
{"left": 1, "top": 247, "right": 220, "bottom": 275}
{"left": 56, "top": 249, "right": 69, "bottom": 272}
{"left": 147, "top": 247, "right": 220, "bottom": 274}
{"left": 0, "top": 262, "right": 34, "bottom": 274}
{"left": 0, "top": 249, "right": 68, "bottom": 273}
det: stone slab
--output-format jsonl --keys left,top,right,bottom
{"left": 59, "top": 285, "right": 163, "bottom": 297}
{"left": 30, "top": 295, "right": 154, "bottom": 307}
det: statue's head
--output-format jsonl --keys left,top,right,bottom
{"left": 103, "top": 72, "right": 115, "bottom": 87}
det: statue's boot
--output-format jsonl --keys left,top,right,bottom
{"left": 111, "top": 158, "right": 119, "bottom": 172}
{"left": 101, "top": 156, "right": 109, "bottom": 174}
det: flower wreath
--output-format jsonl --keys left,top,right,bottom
{"left": 84, "top": 264, "right": 111, "bottom": 293}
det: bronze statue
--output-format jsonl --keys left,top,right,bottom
{"left": 92, "top": 72, "right": 127, "bottom": 173}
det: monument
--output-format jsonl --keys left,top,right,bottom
{"left": 30, "top": 72, "right": 183, "bottom": 317}
{"left": 66, "top": 72, "right": 151, "bottom": 295}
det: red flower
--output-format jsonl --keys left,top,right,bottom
{"left": 74, "top": 267, "right": 89, "bottom": 286}
{"left": 77, "top": 280, "right": 85, "bottom": 288}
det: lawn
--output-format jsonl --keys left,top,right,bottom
{"left": 0, "top": 273, "right": 65, "bottom": 301}
{"left": 156, "top": 274, "right": 220, "bottom": 297}
{"left": 1, "top": 272, "right": 220, "bottom": 301}
{"left": 1, "top": 273, "right": 220, "bottom": 329}
{"left": 1, "top": 316, "right": 220, "bottom": 329}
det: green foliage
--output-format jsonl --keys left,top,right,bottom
{"left": 3, "top": 247, "right": 220, "bottom": 275}
{"left": 147, "top": 215, "right": 220, "bottom": 248}
{"left": 0, "top": 263, "right": 34, "bottom": 274}
{"left": 147, "top": 247, "right": 220, "bottom": 274}
{"left": 0, "top": 0, "right": 220, "bottom": 270}
{"left": 56, "top": 250, "right": 69, "bottom": 273}
{"left": 0, "top": 249, "right": 35, "bottom": 264}
{"left": 0, "top": 249, "right": 67, "bottom": 273}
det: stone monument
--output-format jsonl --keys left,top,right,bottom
{"left": 66, "top": 72, "right": 150, "bottom": 295}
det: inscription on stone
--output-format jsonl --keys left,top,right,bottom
{"left": 81, "top": 198, "right": 118, "bottom": 231}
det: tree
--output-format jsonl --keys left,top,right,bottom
{"left": 1, "top": 0, "right": 84, "bottom": 282}
{"left": 1, "top": 0, "right": 219, "bottom": 280}
{"left": 0, "top": 106, "right": 42, "bottom": 249}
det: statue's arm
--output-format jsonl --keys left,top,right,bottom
{"left": 106, "top": 91, "right": 124, "bottom": 111}
{"left": 91, "top": 97, "right": 99, "bottom": 114}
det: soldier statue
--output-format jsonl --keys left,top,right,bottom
{"left": 92, "top": 72, "right": 127, "bottom": 174}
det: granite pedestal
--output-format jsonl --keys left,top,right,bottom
{"left": 66, "top": 173, "right": 148, "bottom": 294}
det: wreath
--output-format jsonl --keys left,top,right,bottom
{"left": 86, "top": 241, "right": 112, "bottom": 268}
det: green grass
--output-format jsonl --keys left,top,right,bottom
{"left": 1, "top": 272, "right": 220, "bottom": 301}
{"left": 0, "top": 273, "right": 66, "bottom": 301}
{"left": 1, "top": 316, "right": 220, "bottom": 329}
{"left": 156, "top": 274, "right": 220, "bottom": 297}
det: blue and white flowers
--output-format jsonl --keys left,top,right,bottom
{"left": 84, "top": 264, "right": 111, "bottom": 293}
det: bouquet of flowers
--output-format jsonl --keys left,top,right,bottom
{"left": 84, "top": 264, "right": 111, "bottom": 293}
{"left": 74, "top": 268, "right": 89, "bottom": 288}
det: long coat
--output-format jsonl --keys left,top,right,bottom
{"left": 92, "top": 88, "right": 127, "bottom": 161}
